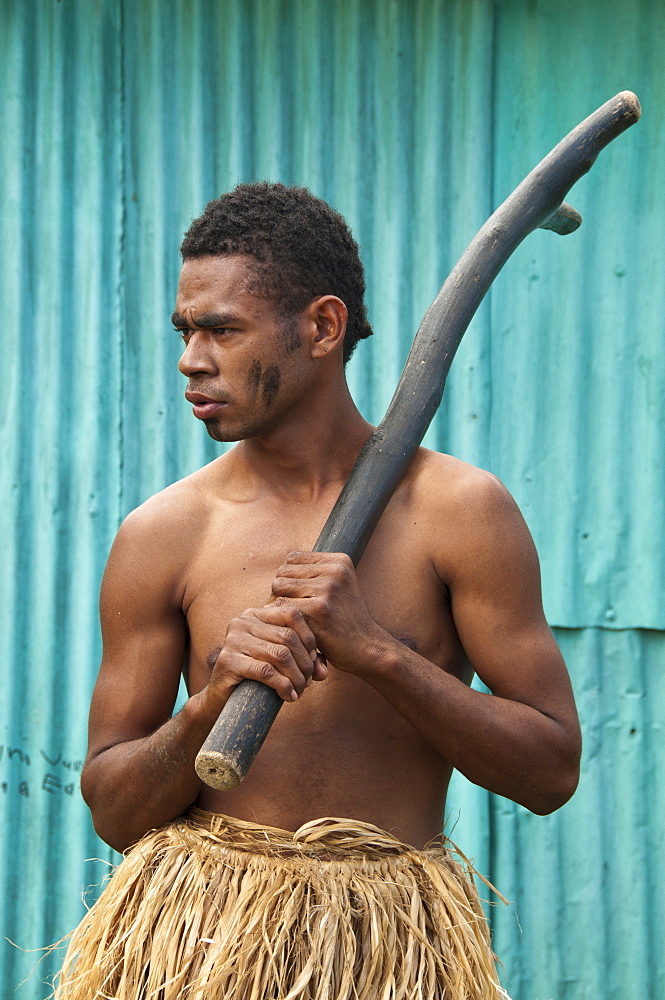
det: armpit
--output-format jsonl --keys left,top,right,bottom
{"left": 394, "top": 634, "right": 419, "bottom": 653}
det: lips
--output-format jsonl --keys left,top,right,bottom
{"left": 185, "top": 391, "right": 227, "bottom": 420}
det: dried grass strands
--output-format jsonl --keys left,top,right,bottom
{"left": 54, "top": 808, "right": 511, "bottom": 1000}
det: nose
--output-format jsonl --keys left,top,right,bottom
{"left": 177, "top": 332, "right": 218, "bottom": 377}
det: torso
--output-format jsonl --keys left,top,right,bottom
{"left": 174, "top": 448, "right": 474, "bottom": 847}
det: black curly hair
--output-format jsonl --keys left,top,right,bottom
{"left": 180, "top": 182, "right": 373, "bottom": 364}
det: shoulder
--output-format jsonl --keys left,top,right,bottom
{"left": 118, "top": 472, "right": 210, "bottom": 550}
{"left": 403, "top": 449, "right": 537, "bottom": 575}
{"left": 104, "top": 456, "right": 231, "bottom": 593}
{"left": 405, "top": 448, "right": 516, "bottom": 521}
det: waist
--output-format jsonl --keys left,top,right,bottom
{"left": 185, "top": 806, "right": 448, "bottom": 861}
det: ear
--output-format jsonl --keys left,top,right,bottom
{"left": 305, "top": 296, "right": 348, "bottom": 359}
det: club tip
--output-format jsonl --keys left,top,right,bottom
{"left": 616, "top": 90, "right": 642, "bottom": 122}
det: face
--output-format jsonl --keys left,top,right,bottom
{"left": 174, "top": 255, "right": 313, "bottom": 442}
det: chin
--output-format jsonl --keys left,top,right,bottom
{"left": 203, "top": 418, "right": 242, "bottom": 443}
{"left": 203, "top": 415, "right": 276, "bottom": 443}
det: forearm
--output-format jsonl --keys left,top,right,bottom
{"left": 81, "top": 691, "right": 221, "bottom": 852}
{"left": 358, "top": 634, "right": 580, "bottom": 814}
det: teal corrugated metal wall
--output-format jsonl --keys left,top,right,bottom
{"left": 1, "top": 1, "right": 662, "bottom": 997}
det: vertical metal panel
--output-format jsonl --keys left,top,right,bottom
{"left": 0, "top": 1, "right": 124, "bottom": 994}
{"left": 489, "top": 628, "right": 665, "bottom": 1000}
{"left": 484, "top": 0, "right": 665, "bottom": 630}
{"left": 1, "top": 1, "right": 663, "bottom": 998}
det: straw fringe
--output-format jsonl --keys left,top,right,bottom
{"left": 54, "top": 808, "right": 510, "bottom": 1000}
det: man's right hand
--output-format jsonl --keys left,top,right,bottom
{"left": 204, "top": 603, "right": 328, "bottom": 713}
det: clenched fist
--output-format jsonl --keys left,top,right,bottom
{"left": 203, "top": 603, "right": 328, "bottom": 715}
{"left": 270, "top": 551, "right": 385, "bottom": 673}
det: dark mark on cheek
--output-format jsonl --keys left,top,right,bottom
{"left": 262, "top": 365, "right": 281, "bottom": 407}
{"left": 247, "top": 360, "right": 262, "bottom": 394}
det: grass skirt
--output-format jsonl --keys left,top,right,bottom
{"left": 54, "top": 808, "right": 510, "bottom": 1000}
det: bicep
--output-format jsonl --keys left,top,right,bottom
{"left": 441, "top": 474, "right": 576, "bottom": 725}
{"left": 87, "top": 517, "right": 188, "bottom": 759}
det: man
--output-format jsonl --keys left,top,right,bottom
{"left": 56, "top": 183, "right": 581, "bottom": 1000}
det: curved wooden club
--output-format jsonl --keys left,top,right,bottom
{"left": 195, "top": 91, "right": 641, "bottom": 790}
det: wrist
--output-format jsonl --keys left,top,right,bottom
{"left": 184, "top": 686, "right": 230, "bottom": 731}
{"left": 352, "top": 625, "right": 403, "bottom": 682}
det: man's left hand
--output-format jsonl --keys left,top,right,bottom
{"left": 270, "top": 551, "right": 383, "bottom": 673}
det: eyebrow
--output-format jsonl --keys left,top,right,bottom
{"left": 170, "top": 311, "right": 242, "bottom": 329}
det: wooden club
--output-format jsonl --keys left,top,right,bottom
{"left": 195, "top": 91, "right": 641, "bottom": 791}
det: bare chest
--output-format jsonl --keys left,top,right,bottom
{"left": 181, "top": 495, "right": 465, "bottom": 694}
{"left": 178, "top": 488, "right": 467, "bottom": 834}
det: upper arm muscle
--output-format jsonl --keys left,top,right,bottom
{"left": 87, "top": 508, "right": 188, "bottom": 759}
{"left": 435, "top": 468, "right": 576, "bottom": 727}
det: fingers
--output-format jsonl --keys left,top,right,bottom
{"left": 311, "top": 651, "right": 328, "bottom": 681}
{"left": 215, "top": 604, "right": 328, "bottom": 704}
{"left": 239, "top": 617, "right": 316, "bottom": 687}
{"left": 275, "top": 551, "right": 354, "bottom": 579}
{"left": 283, "top": 551, "right": 353, "bottom": 565}
{"left": 268, "top": 598, "right": 329, "bottom": 677}
{"left": 243, "top": 602, "right": 318, "bottom": 655}
{"left": 269, "top": 552, "right": 378, "bottom": 676}
{"left": 235, "top": 650, "right": 303, "bottom": 703}
{"left": 271, "top": 553, "right": 353, "bottom": 605}
{"left": 271, "top": 576, "right": 321, "bottom": 599}
{"left": 252, "top": 600, "right": 328, "bottom": 676}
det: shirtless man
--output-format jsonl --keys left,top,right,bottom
{"left": 54, "top": 182, "right": 583, "bottom": 999}
{"left": 80, "top": 182, "right": 580, "bottom": 859}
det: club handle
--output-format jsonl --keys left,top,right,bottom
{"left": 196, "top": 681, "right": 281, "bottom": 790}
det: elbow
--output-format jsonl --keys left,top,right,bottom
{"left": 529, "top": 715, "right": 582, "bottom": 815}
{"left": 89, "top": 802, "right": 137, "bottom": 854}
{"left": 85, "top": 800, "right": 140, "bottom": 855}
{"left": 90, "top": 811, "right": 133, "bottom": 855}
{"left": 527, "top": 742, "right": 582, "bottom": 816}
{"left": 529, "top": 767, "right": 579, "bottom": 815}
{"left": 81, "top": 760, "right": 137, "bottom": 854}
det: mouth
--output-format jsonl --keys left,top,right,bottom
{"left": 185, "top": 391, "right": 228, "bottom": 420}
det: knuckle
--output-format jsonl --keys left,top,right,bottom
{"left": 280, "top": 628, "right": 299, "bottom": 647}
{"left": 223, "top": 624, "right": 243, "bottom": 647}
{"left": 254, "top": 662, "right": 276, "bottom": 682}
{"left": 221, "top": 636, "right": 240, "bottom": 657}
{"left": 271, "top": 643, "right": 293, "bottom": 665}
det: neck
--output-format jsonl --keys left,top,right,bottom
{"left": 234, "top": 376, "right": 373, "bottom": 502}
